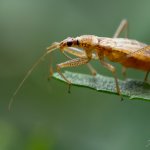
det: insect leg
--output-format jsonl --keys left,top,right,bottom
{"left": 87, "top": 63, "right": 97, "bottom": 76}
{"left": 122, "top": 66, "right": 127, "bottom": 79}
{"left": 64, "top": 47, "right": 86, "bottom": 58}
{"left": 113, "top": 19, "right": 129, "bottom": 78}
{"left": 144, "top": 71, "right": 149, "bottom": 82}
{"left": 64, "top": 47, "right": 97, "bottom": 76}
{"left": 56, "top": 58, "right": 90, "bottom": 92}
{"left": 97, "top": 51, "right": 122, "bottom": 97}
{"left": 113, "top": 19, "right": 128, "bottom": 38}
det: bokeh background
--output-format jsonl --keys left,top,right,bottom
{"left": 1, "top": 0, "right": 150, "bottom": 150}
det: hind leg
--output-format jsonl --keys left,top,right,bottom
{"left": 113, "top": 19, "right": 128, "bottom": 38}
{"left": 113, "top": 19, "right": 129, "bottom": 78}
{"left": 144, "top": 71, "right": 149, "bottom": 82}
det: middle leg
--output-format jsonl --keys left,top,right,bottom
{"left": 100, "top": 59, "right": 121, "bottom": 96}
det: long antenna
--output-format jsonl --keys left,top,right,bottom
{"left": 9, "top": 42, "right": 59, "bottom": 111}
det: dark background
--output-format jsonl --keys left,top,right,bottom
{"left": 1, "top": 0, "right": 150, "bottom": 150}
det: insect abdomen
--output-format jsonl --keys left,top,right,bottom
{"left": 98, "top": 37, "right": 150, "bottom": 71}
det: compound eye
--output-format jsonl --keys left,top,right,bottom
{"left": 67, "top": 41, "right": 73, "bottom": 47}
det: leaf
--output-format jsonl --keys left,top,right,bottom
{"left": 53, "top": 71, "right": 150, "bottom": 101}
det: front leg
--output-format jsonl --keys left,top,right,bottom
{"left": 57, "top": 58, "right": 90, "bottom": 92}
{"left": 64, "top": 47, "right": 97, "bottom": 76}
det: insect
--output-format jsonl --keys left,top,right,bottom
{"left": 9, "top": 19, "right": 150, "bottom": 109}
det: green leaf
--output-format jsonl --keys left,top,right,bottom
{"left": 53, "top": 71, "right": 150, "bottom": 101}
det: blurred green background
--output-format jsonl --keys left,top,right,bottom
{"left": 1, "top": 0, "right": 150, "bottom": 150}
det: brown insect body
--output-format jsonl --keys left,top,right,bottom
{"left": 57, "top": 34, "right": 150, "bottom": 98}
{"left": 9, "top": 20, "right": 150, "bottom": 109}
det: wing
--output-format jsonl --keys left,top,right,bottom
{"left": 100, "top": 38, "right": 150, "bottom": 61}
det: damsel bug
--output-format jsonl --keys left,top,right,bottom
{"left": 9, "top": 19, "right": 150, "bottom": 109}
